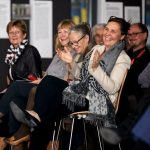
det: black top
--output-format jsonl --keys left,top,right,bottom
{"left": 125, "top": 47, "right": 150, "bottom": 99}
{"left": 116, "top": 47, "right": 150, "bottom": 123}
{"left": 8, "top": 44, "right": 42, "bottom": 82}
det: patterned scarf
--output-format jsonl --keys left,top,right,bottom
{"left": 63, "top": 41, "right": 125, "bottom": 127}
{"left": 5, "top": 39, "right": 28, "bottom": 66}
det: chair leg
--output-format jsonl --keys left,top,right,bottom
{"left": 69, "top": 118, "right": 75, "bottom": 150}
{"left": 51, "top": 120, "right": 62, "bottom": 150}
{"left": 56, "top": 120, "right": 62, "bottom": 141}
{"left": 83, "top": 120, "right": 88, "bottom": 150}
{"left": 118, "top": 143, "right": 122, "bottom": 150}
{"left": 51, "top": 122, "right": 56, "bottom": 150}
{"left": 96, "top": 121, "right": 104, "bottom": 150}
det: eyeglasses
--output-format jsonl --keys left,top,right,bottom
{"left": 9, "top": 31, "right": 21, "bottom": 36}
{"left": 69, "top": 34, "right": 86, "bottom": 46}
{"left": 127, "top": 32, "right": 144, "bottom": 37}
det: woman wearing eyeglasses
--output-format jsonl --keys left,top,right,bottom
{"left": 11, "top": 17, "right": 131, "bottom": 150}
{"left": 5, "top": 20, "right": 42, "bottom": 84}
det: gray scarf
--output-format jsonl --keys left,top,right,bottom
{"left": 100, "top": 41, "right": 125, "bottom": 75}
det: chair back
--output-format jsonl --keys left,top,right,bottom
{"left": 113, "top": 69, "right": 128, "bottom": 113}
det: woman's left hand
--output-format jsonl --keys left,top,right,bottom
{"left": 56, "top": 47, "right": 73, "bottom": 63}
{"left": 92, "top": 50, "right": 101, "bottom": 71}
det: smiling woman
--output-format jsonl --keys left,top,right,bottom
{"left": 5, "top": 20, "right": 42, "bottom": 84}
{"left": 68, "top": 22, "right": 92, "bottom": 55}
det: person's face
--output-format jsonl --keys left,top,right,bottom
{"left": 94, "top": 27, "right": 104, "bottom": 45}
{"left": 58, "top": 28, "right": 70, "bottom": 46}
{"left": 69, "top": 31, "right": 89, "bottom": 54}
{"left": 103, "top": 22, "right": 124, "bottom": 50}
{"left": 8, "top": 26, "right": 26, "bottom": 48}
{"left": 127, "top": 25, "right": 146, "bottom": 49}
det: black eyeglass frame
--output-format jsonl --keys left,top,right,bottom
{"left": 127, "top": 32, "right": 144, "bottom": 37}
{"left": 69, "top": 34, "right": 86, "bottom": 46}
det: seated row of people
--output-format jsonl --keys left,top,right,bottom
{"left": 0, "top": 17, "right": 149, "bottom": 150}
{"left": 2, "top": 16, "right": 131, "bottom": 150}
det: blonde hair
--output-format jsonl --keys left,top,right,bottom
{"left": 55, "top": 19, "right": 75, "bottom": 50}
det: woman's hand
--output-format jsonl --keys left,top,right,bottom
{"left": 31, "top": 78, "right": 42, "bottom": 84}
{"left": 56, "top": 47, "right": 73, "bottom": 63}
{"left": 91, "top": 50, "right": 102, "bottom": 71}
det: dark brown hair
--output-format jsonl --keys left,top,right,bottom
{"left": 108, "top": 16, "right": 131, "bottom": 35}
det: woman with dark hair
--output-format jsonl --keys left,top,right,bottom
{"left": 11, "top": 17, "right": 131, "bottom": 150}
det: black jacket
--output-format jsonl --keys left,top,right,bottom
{"left": 8, "top": 44, "right": 42, "bottom": 82}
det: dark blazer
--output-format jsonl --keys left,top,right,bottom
{"left": 8, "top": 44, "right": 42, "bottom": 82}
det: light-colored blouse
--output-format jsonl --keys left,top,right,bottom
{"left": 88, "top": 45, "right": 131, "bottom": 103}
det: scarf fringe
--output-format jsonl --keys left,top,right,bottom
{"left": 62, "top": 91, "right": 86, "bottom": 112}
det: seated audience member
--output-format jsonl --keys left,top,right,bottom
{"left": 4, "top": 20, "right": 42, "bottom": 84}
{"left": 100, "top": 62, "right": 150, "bottom": 150}
{"left": 0, "top": 19, "right": 42, "bottom": 100}
{"left": 0, "top": 19, "right": 76, "bottom": 149}
{"left": 11, "top": 16, "right": 131, "bottom": 150}
{"left": 91, "top": 23, "right": 105, "bottom": 45}
{"left": 116, "top": 23, "right": 150, "bottom": 123}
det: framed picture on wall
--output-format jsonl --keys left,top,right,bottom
{"left": 12, "top": 4, "right": 30, "bottom": 20}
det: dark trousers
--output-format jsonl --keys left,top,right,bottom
{"left": 29, "top": 75, "right": 88, "bottom": 150}
{"left": 0, "top": 81, "right": 36, "bottom": 135}
{"left": 118, "top": 88, "right": 150, "bottom": 132}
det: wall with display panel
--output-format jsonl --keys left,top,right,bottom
{"left": 97, "top": 0, "right": 144, "bottom": 24}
